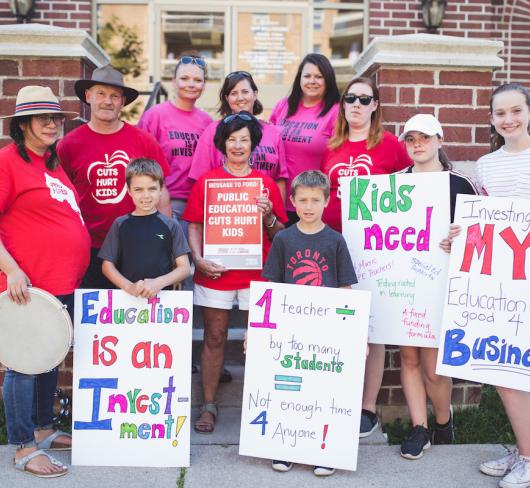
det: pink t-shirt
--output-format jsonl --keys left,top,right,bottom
{"left": 270, "top": 97, "right": 339, "bottom": 211}
{"left": 188, "top": 120, "right": 288, "bottom": 182}
{"left": 137, "top": 101, "right": 212, "bottom": 199}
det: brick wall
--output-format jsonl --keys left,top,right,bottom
{"left": 0, "top": 0, "right": 91, "bottom": 32}
{"left": 369, "top": 0, "right": 530, "bottom": 87}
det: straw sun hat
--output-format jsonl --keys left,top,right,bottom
{"left": 0, "top": 85, "right": 78, "bottom": 120}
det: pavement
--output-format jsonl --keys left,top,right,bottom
{"left": 0, "top": 365, "right": 512, "bottom": 488}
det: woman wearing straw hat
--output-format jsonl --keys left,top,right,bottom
{"left": 0, "top": 86, "right": 90, "bottom": 477}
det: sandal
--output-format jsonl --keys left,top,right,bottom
{"left": 194, "top": 403, "right": 218, "bottom": 434}
{"left": 14, "top": 449, "right": 68, "bottom": 478}
{"left": 36, "top": 430, "right": 72, "bottom": 451}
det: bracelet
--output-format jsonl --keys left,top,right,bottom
{"left": 265, "top": 214, "right": 277, "bottom": 228}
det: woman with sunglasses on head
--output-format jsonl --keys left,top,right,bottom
{"left": 320, "top": 76, "right": 411, "bottom": 439}
{"left": 189, "top": 70, "right": 288, "bottom": 201}
{"left": 183, "top": 112, "right": 287, "bottom": 434}
{"left": 269, "top": 53, "right": 340, "bottom": 226}
{"left": 138, "top": 54, "right": 212, "bottom": 225}
{"left": 0, "top": 86, "right": 90, "bottom": 477}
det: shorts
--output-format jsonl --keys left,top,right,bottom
{"left": 193, "top": 284, "right": 250, "bottom": 310}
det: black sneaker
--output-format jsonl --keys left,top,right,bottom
{"left": 432, "top": 408, "right": 454, "bottom": 445}
{"left": 359, "top": 409, "right": 379, "bottom": 438}
{"left": 272, "top": 460, "right": 293, "bottom": 472}
{"left": 400, "top": 425, "right": 431, "bottom": 460}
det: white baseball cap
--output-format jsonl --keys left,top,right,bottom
{"left": 399, "top": 113, "right": 444, "bottom": 141}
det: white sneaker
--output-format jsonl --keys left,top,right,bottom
{"left": 480, "top": 449, "right": 519, "bottom": 477}
{"left": 499, "top": 457, "right": 530, "bottom": 488}
{"left": 313, "top": 466, "right": 335, "bottom": 476}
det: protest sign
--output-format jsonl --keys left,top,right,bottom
{"left": 72, "top": 289, "right": 193, "bottom": 467}
{"left": 341, "top": 172, "right": 450, "bottom": 347}
{"left": 239, "top": 281, "right": 371, "bottom": 471}
{"left": 436, "top": 195, "right": 530, "bottom": 392}
{"left": 204, "top": 178, "right": 262, "bottom": 269}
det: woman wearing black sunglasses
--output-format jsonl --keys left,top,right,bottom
{"left": 183, "top": 112, "right": 287, "bottom": 434}
{"left": 189, "top": 71, "right": 288, "bottom": 201}
{"left": 320, "top": 76, "right": 411, "bottom": 441}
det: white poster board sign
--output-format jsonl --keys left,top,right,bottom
{"left": 72, "top": 289, "right": 193, "bottom": 466}
{"left": 436, "top": 195, "right": 530, "bottom": 392}
{"left": 239, "top": 281, "right": 371, "bottom": 471}
{"left": 341, "top": 173, "right": 450, "bottom": 347}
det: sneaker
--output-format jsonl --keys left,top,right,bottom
{"left": 432, "top": 407, "right": 454, "bottom": 445}
{"left": 480, "top": 449, "right": 519, "bottom": 477}
{"left": 499, "top": 457, "right": 530, "bottom": 488}
{"left": 313, "top": 466, "right": 335, "bottom": 476}
{"left": 272, "top": 460, "right": 293, "bottom": 472}
{"left": 219, "top": 367, "right": 232, "bottom": 383}
{"left": 400, "top": 425, "right": 431, "bottom": 460}
{"left": 359, "top": 409, "right": 379, "bottom": 438}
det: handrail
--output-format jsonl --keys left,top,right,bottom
{"left": 141, "top": 81, "right": 168, "bottom": 113}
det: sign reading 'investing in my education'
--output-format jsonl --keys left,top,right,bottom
{"left": 72, "top": 289, "right": 193, "bottom": 467}
{"left": 341, "top": 173, "right": 450, "bottom": 347}
{"left": 239, "top": 281, "right": 371, "bottom": 471}
{"left": 436, "top": 195, "right": 530, "bottom": 392}
{"left": 203, "top": 178, "right": 263, "bottom": 269}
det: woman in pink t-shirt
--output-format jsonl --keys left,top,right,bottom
{"left": 270, "top": 53, "right": 340, "bottom": 225}
{"left": 321, "top": 76, "right": 410, "bottom": 440}
{"left": 138, "top": 55, "right": 212, "bottom": 221}
{"left": 189, "top": 71, "right": 288, "bottom": 200}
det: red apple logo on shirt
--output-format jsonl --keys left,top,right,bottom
{"left": 87, "top": 150, "right": 129, "bottom": 204}
{"left": 329, "top": 155, "right": 374, "bottom": 199}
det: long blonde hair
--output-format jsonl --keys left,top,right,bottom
{"left": 328, "top": 76, "right": 384, "bottom": 151}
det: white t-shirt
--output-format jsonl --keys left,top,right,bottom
{"left": 475, "top": 146, "right": 530, "bottom": 199}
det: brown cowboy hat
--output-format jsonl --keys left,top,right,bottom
{"left": 74, "top": 64, "right": 139, "bottom": 106}
{"left": 0, "top": 86, "right": 78, "bottom": 120}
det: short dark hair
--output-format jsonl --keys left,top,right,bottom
{"left": 290, "top": 170, "right": 330, "bottom": 199}
{"left": 213, "top": 111, "right": 263, "bottom": 156}
{"left": 287, "top": 53, "right": 340, "bottom": 118}
{"left": 126, "top": 158, "right": 165, "bottom": 188}
{"left": 218, "top": 72, "right": 263, "bottom": 117}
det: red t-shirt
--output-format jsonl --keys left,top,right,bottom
{"left": 183, "top": 167, "right": 288, "bottom": 290}
{"left": 0, "top": 144, "right": 90, "bottom": 295}
{"left": 320, "top": 131, "right": 412, "bottom": 232}
{"left": 57, "top": 123, "right": 170, "bottom": 248}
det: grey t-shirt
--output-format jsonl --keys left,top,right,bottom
{"left": 263, "top": 224, "right": 357, "bottom": 287}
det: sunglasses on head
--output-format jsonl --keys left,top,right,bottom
{"left": 178, "top": 56, "right": 206, "bottom": 69}
{"left": 222, "top": 113, "right": 253, "bottom": 124}
{"left": 226, "top": 71, "right": 252, "bottom": 79}
{"left": 344, "top": 94, "right": 374, "bottom": 106}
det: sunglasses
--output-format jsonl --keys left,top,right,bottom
{"left": 178, "top": 56, "right": 206, "bottom": 69}
{"left": 34, "top": 114, "right": 66, "bottom": 126}
{"left": 226, "top": 71, "right": 252, "bottom": 79}
{"left": 222, "top": 113, "right": 253, "bottom": 124}
{"left": 344, "top": 94, "right": 374, "bottom": 106}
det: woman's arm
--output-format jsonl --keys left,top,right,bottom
{"left": 0, "top": 237, "right": 31, "bottom": 305}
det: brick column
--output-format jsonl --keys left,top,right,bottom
{"left": 351, "top": 33, "right": 503, "bottom": 421}
{"left": 0, "top": 23, "right": 109, "bottom": 148}
{"left": 0, "top": 23, "right": 108, "bottom": 399}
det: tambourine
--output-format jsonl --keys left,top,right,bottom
{"left": 0, "top": 287, "right": 73, "bottom": 375}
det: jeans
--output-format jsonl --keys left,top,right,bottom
{"left": 2, "top": 293, "right": 74, "bottom": 447}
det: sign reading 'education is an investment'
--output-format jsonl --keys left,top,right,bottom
{"left": 240, "top": 281, "right": 371, "bottom": 471}
{"left": 72, "top": 289, "right": 193, "bottom": 467}
{"left": 341, "top": 172, "right": 450, "bottom": 347}
{"left": 204, "top": 178, "right": 263, "bottom": 269}
{"left": 437, "top": 195, "right": 530, "bottom": 392}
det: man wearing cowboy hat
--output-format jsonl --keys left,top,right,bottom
{"left": 58, "top": 64, "right": 172, "bottom": 288}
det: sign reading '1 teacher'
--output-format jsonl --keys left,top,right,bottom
{"left": 341, "top": 173, "right": 450, "bottom": 347}
{"left": 240, "top": 281, "right": 370, "bottom": 471}
{"left": 437, "top": 195, "right": 530, "bottom": 392}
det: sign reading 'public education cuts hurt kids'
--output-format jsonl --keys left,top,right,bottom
{"left": 240, "top": 281, "right": 371, "bottom": 471}
{"left": 436, "top": 195, "right": 530, "bottom": 392}
{"left": 203, "top": 178, "right": 263, "bottom": 269}
{"left": 341, "top": 173, "right": 450, "bottom": 347}
{"left": 72, "top": 289, "right": 193, "bottom": 467}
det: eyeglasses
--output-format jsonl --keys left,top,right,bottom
{"left": 34, "top": 114, "right": 66, "bottom": 126}
{"left": 226, "top": 71, "right": 252, "bottom": 79}
{"left": 344, "top": 94, "right": 374, "bottom": 106}
{"left": 178, "top": 56, "right": 206, "bottom": 69}
{"left": 222, "top": 113, "right": 253, "bottom": 124}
